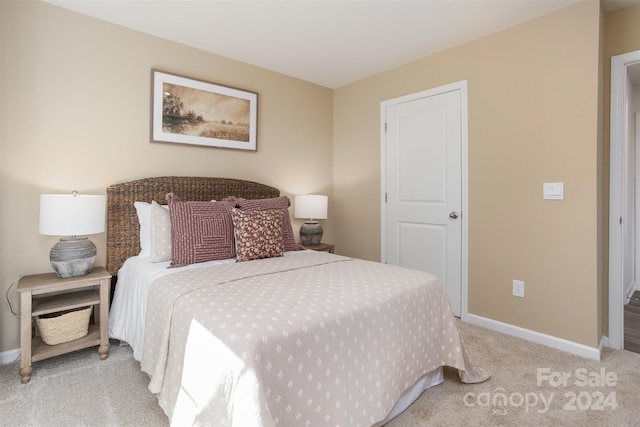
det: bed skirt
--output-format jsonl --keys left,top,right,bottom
{"left": 377, "top": 368, "right": 444, "bottom": 425}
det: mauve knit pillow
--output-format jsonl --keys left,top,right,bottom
{"left": 167, "top": 193, "right": 236, "bottom": 267}
{"left": 225, "top": 196, "right": 304, "bottom": 252}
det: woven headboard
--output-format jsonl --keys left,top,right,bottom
{"left": 106, "top": 176, "right": 280, "bottom": 275}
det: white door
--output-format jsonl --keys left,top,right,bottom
{"left": 635, "top": 112, "right": 640, "bottom": 295}
{"left": 381, "top": 82, "right": 467, "bottom": 316}
{"left": 609, "top": 52, "right": 640, "bottom": 350}
{"left": 622, "top": 102, "right": 635, "bottom": 301}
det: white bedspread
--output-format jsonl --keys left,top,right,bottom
{"left": 135, "top": 251, "right": 488, "bottom": 426}
{"left": 108, "top": 255, "right": 238, "bottom": 360}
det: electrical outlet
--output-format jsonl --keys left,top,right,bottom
{"left": 513, "top": 280, "right": 525, "bottom": 298}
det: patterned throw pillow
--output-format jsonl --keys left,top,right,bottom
{"left": 167, "top": 193, "right": 236, "bottom": 267}
{"left": 231, "top": 208, "right": 285, "bottom": 262}
{"left": 225, "top": 196, "right": 304, "bottom": 252}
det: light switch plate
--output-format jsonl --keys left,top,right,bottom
{"left": 543, "top": 182, "right": 564, "bottom": 200}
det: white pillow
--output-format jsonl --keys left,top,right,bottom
{"left": 150, "top": 200, "right": 172, "bottom": 262}
{"left": 134, "top": 201, "right": 152, "bottom": 258}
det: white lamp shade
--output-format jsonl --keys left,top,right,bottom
{"left": 294, "top": 194, "right": 328, "bottom": 220}
{"left": 40, "top": 194, "right": 106, "bottom": 236}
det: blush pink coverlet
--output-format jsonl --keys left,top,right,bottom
{"left": 140, "top": 251, "right": 489, "bottom": 426}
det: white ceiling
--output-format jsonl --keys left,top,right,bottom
{"left": 45, "top": 0, "right": 638, "bottom": 88}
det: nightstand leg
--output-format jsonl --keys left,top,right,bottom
{"left": 19, "top": 291, "right": 32, "bottom": 384}
{"left": 19, "top": 367, "right": 32, "bottom": 384}
{"left": 98, "top": 345, "right": 109, "bottom": 360}
{"left": 98, "top": 277, "right": 110, "bottom": 360}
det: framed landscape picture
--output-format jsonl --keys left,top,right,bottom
{"left": 151, "top": 69, "right": 258, "bottom": 151}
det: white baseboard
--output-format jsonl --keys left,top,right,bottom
{"left": 599, "top": 335, "right": 608, "bottom": 354}
{"left": 1, "top": 348, "right": 20, "bottom": 366}
{"left": 626, "top": 281, "right": 636, "bottom": 304}
{"left": 465, "top": 313, "right": 602, "bottom": 361}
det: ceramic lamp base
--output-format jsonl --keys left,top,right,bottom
{"left": 300, "top": 221, "right": 323, "bottom": 246}
{"left": 50, "top": 237, "right": 96, "bottom": 278}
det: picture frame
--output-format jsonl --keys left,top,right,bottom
{"left": 151, "top": 69, "right": 258, "bottom": 151}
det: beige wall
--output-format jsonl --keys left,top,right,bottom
{"left": 3, "top": 0, "right": 638, "bottom": 355}
{"left": 333, "top": 1, "right": 603, "bottom": 347}
{"left": 0, "top": 1, "right": 333, "bottom": 353}
{"left": 605, "top": 2, "right": 640, "bottom": 57}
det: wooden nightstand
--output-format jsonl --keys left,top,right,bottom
{"left": 303, "top": 243, "right": 335, "bottom": 253}
{"left": 17, "top": 266, "right": 111, "bottom": 384}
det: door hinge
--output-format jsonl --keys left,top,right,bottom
{"left": 385, "top": 193, "right": 387, "bottom": 202}
{"left": 384, "top": 123, "right": 387, "bottom": 133}
{"left": 620, "top": 216, "right": 623, "bottom": 225}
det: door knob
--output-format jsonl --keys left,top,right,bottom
{"left": 449, "top": 211, "right": 459, "bottom": 219}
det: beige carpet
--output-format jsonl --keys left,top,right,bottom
{"left": 1, "top": 321, "right": 639, "bottom": 426}
{"left": 387, "top": 321, "right": 640, "bottom": 426}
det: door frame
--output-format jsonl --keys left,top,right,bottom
{"left": 380, "top": 80, "right": 469, "bottom": 320}
{"left": 609, "top": 50, "right": 640, "bottom": 349}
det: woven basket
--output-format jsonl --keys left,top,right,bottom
{"left": 36, "top": 306, "right": 92, "bottom": 345}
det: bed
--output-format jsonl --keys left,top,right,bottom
{"left": 107, "top": 176, "right": 489, "bottom": 426}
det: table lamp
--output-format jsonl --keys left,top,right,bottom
{"left": 39, "top": 191, "right": 106, "bottom": 278}
{"left": 294, "top": 194, "right": 328, "bottom": 246}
